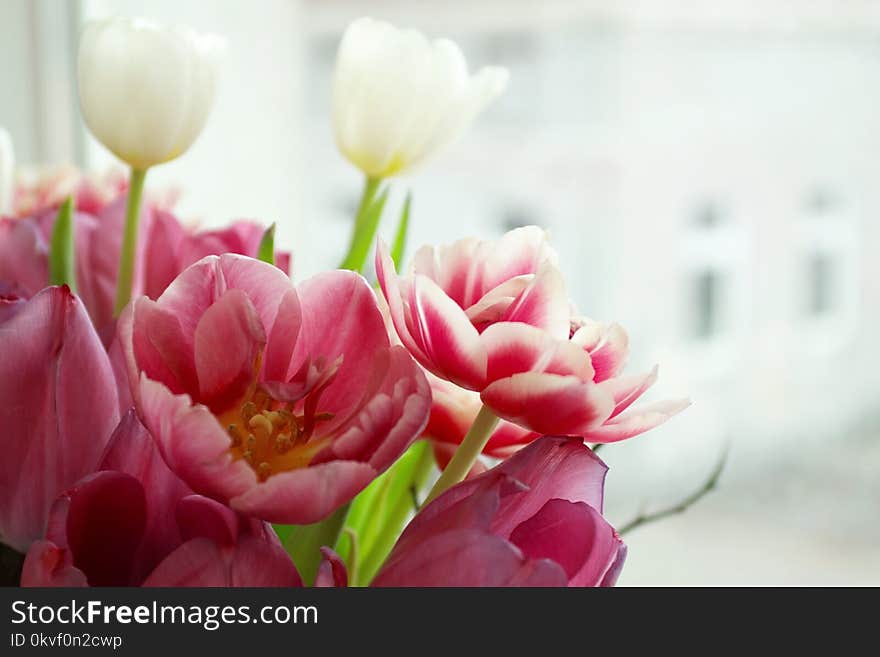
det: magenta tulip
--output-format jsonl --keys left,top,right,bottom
{"left": 0, "top": 286, "right": 119, "bottom": 552}
{"left": 121, "top": 254, "right": 431, "bottom": 525}
{"left": 21, "top": 411, "right": 301, "bottom": 587}
{"left": 378, "top": 227, "right": 688, "bottom": 440}
{"left": 372, "top": 436, "right": 626, "bottom": 587}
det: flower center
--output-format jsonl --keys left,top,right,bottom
{"left": 218, "top": 388, "right": 334, "bottom": 482}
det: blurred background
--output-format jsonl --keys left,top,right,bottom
{"left": 1, "top": 0, "right": 878, "bottom": 584}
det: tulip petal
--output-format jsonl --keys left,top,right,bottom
{"left": 21, "top": 540, "right": 88, "bottom": 587}
{"left": 500, "top": 264, "right": 569, "bottom": 340}
{"left": 315, "top": 547, "right": 348, "bottom": 587}
{"left": 375, "top": 241, "right": 431, "bottom": 364}
{"left": 584, "top": 399, "right": 692, "bottom": 444}
{"left": 194, "top": 288, "right": 265, "bottom": 412}
{"left": 138, "top": 377, "right": 255, "bottom": 504}
{"left": 373, "top": 528, "right": 567, "bottom": 587}
{"left": 410, "top": 273, "right": 486, "bottom": 389}
{"left": 0, "top": 287, "right": 118, "bottom": 552}
{"left": 64, "top": 472, "right": 148, "bottom": 586}
{"left": 481, "top": 321, "right": 593, "bottom": 383}
{"left": 481, "top": 372, "right": 614, "bottom": 436}
{"left": 293, "top": 270, "right": 389, "bottom": 416}
{"left": 600, "top": 366, "right": 659, "bottom": 419}
{"left": 97, "top": 410, "right": 191, "bottom": 584}
{"left": 230, "top": 460, "right": 378, "bottom": 525}
{"left": 509, "top": 499, "right": 625, "bottom": 587}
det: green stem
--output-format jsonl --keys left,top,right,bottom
{"left": 114, "top": 167, "right": 148, "bottom": 316}
{"left": 424, "top": 405, "right": 499, "bottom": 505}
{"left": 339, "top": 176, "right": 382, "bottom": 272}
{"left": 356, "top": 440, "right": 436, "bottom": 586}
{"left": 278, "top": 503, "right": 350, "bottom": 586}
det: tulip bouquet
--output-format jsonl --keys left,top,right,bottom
{"left": 0, "top": 16, "right": 690, "bottom": 588}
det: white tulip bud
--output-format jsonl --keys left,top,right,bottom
{"left": 332, "top": 17, "right": 509, "bottom": 179}
{"left": 0, "top": 127, "right": 13, "bottom": 216}
{"left": 77, "top": 17, "right": 225, "bottom": 170}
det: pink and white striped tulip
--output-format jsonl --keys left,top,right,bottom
{"left": 122, "top": 255, "right": 431, "bottom": 525}
{"left": 377, "top": 227, "right": 688, "bottom": 439}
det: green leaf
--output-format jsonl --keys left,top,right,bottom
{"left": 339, "top": 177, "right": 387, "bottom": 273}
{"left": 390, "top": 191, "right": 412, "bottom": 268}
{"left": 274, "top": 503, "right": 350, "bottom": 586}
{"left": 337, "top": 440, "right": 436, "bottom": 586}
{"left": 257, "top": 222, "right": 276, "bottom": 266}
{"left": 49, "top": 196, "right": 76, "bottom": 292}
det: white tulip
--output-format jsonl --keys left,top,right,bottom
{"left": 0, "top": 127, "right": 13, "bottom": 216}
{"left": 332, "top": 17, "right": 509, "bottom": 179}
{"left": 77, "top": 17, "right": 224, "bottom": 170}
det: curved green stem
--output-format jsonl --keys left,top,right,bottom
{"left": 424, "top": 405, "right": 499, "bottom": 505}
{"left": 339, "top": 176, "right": 383, "bottom": 272}
{"left": 114, "top": 167, "right": 148, "bottom": 316}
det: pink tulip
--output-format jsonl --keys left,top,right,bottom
{"left": 0, "top": 286, "right": 119, "bottom": 552}
{"left": 21, "top": 411, "right": 301, "bottom": 587}
{"left": 122, "top": 254, "right": 431, "bottom": 525}
{"left": 377, "top": 227, "right": 688, "bottom": 439}
{"left": 372, "top": 436, "right": 626, "bottom": 587}
{"left": 0, "top": 198, "right": 289, "bottom": 337}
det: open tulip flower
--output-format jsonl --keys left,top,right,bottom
{"left": 378, "top": 226, "right": 688, "bottom": 441}
{"left": 122, "top": 254, "right": 431, "bottom": 525}
{"left": 22, "top": 412, "right": 301, "bottom": 587}
{"left": 371, "top": 436, "right": 625, "bottom": 587}
{"left": 0, "top": 286, "right": 119, "bottom": 553}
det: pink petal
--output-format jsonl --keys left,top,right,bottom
{"left": 21, "top": 540, "right": 88, "bottom": 587}
{"left": 0, "top": 286, "right": 119, "bottom": 552}
{"left": 137, "top": 377, "right": 255, "bottom": 504}
{"left": 411, "top": 238, "right": 483, "bottom": 308}
{"left": 262, "top": 289, "right": 302, "bottom": 382}
{"left": 481, "top": 321, "right": 593, "bottom": 384}
{"left": 410, "top": 273, "right": 487, "bottom": 390}
{"left": 315, "top": 547, "right": 348, "bottom": 587}
{"left": 230, "top": 461, "right": 378, "bottom": 525}
{"left": 481, "top": 372, "right": 614, "bottom": 436}
{"left": 373, "top": 528, "right": 568, "bottom": 587}
{"left": 584, "top": 398, "right": 692, "bottom": 443}
{"left": 143, "top": 535, "right": 301, "bottom": 587}
{"left": 97, "top": 410, "right": 191, "bottom": 584}
{"left": 0, "top": 217, "right": 48, "bottom": 297}
{"left": 480, "top": 226, "right": 557, "bottom": 295}
{"left": 509, "top": 499, "right": 625, "bottom": 586}
{"left": 130, "top": 297, "right": 199, "bottom": 395}
{"left": 64, "top": 472, "right": 148, "bottom": 586}
{"left": 601, "top": 366, "right": 658, "bottom": 419}
{"left": 375, "top": 240, "right": 432, "bottom": 365}
{"left": 194, "top": 289, "right": 265, "bottom": 412}
{"left": 141, "top": 211, "right": 186, "bottom": 300}
{"left": 292, "top": 270, "right": 390, "bottom": 416}
{"left": 176, "top": 495, "right": 240, "bottom": 546}
{"left": 320, "top": 347, "right": 430, "bottom": 471}
{"left": 499, "top": 264, "right": 570, "bottom": 340}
